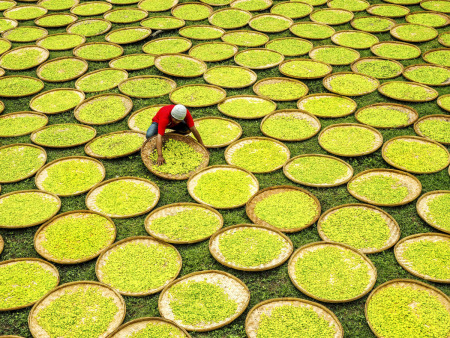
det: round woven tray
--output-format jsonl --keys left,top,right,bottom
{"left": 35, "top": 156, "right": 106, "bottom": 197}
{"left": 141, "top": 16, "right": 185, "bottom": 31}
{"left": 355, "top": 102, "right": 418, "bottom": 129}
{"left": 378, "top": 81, "right": 439, "bottom": 102}
{"left": 310, "top": 8, "right": 354, "bottom": 25}
{"left": 0, "top": 143, "right": 47, "bottom": 184}
{"left": 283, "top": 154, "right": 353, "bottom": 188}
{"left": 127, "top": 104, "right": 164, "bottom": 133}
{"left": 366, "top": 4, "right": 409, "bottom": 17}
{"left": 260, "top": 109, "right": 321, "bottom": 142}
{"left": 67, "top": 18, "right": 112, "bottom": 37}
{"left": 318, "top": 123, "right": 383, "bottom": 157}
{"left": 0, "top": 112, "right": 48, "bottom": 137}
{"left": 289, "top": 21, "right": 335, "bottom": 39}
{"left": 75, "top": 68, "right": 128, "bottom": 93}
{"left": 96, "top": 236, "right": 181, "bottom": 296}
{"left": 2, "top": 26, "right": 47, "bottom": 43}
{"left": 231, "top": 0, "right": 272, "bottom": 11}
{"left": 309, "top": 45, "right": 360, "bottom": 66}
{"left": 74, "top": 93, "right": 133, "bottom": 125}
{"left": 109, "top": 53, "right": 155, "bottom": 71}
{"left": 0, "top": 190, "right": 61, "bottom": 229}
{"left": 351, "top": 57, "right": 404, "bottom": 79}
{"left": 208, "top": 8, "right": 252, "bottom": 29}
{"left": 221, "top": 29, "right": 269, "bottom": 46}
{"left": 187, "top": 165, "right": 259, "bottom": 209}
{"left": 38, "top": 0, "right": 79, "bottom": 9}
{"left": 382, "top": 135, "right": 450, "bottom": 174}
{"left": 331, "top": 30, "right": 378, "bottom": 50}
{"left": 170, "top": 84, "right": 227, "bottom": 107}
{"left": 0, "top": 45, "right": 49, "bottom": 71}
{"left": 171, "top": 2, "right": 213, "bottom": 21}
{"left": 253, "top": 77, "right": 308, "bottom": 102}
{"left": 158, "top": 270, "right": 250, "bottom": 332}
{"left": 438, "top": 32, "right": 450, "bottom": 47}
{"left": 119, "top": 75, "right": 176, "bottom": 99}
{"left": 138, "top": 0, "right": 178, "bottom": 12}
{"left": 86, "top": 176, "right": 160, "bottom": 218}
{"left": 245, "top": 297, "right": 344, "bottom": 338}
{"left": 323, "top": 72, "right": 379, "bottom": 96}
{"left": 406, "top": 10, "right": 450, "bottom": 28}
{"left": 203, "top": 65, "right": 257, "bottom": 89}
{"left": 351, "top": 16, "right": 396, "bottom": 32}
{"left": 272, "top": 1, "right": 313, "bottom": 17}
{"left": 297, "top": 93, "right": 357, "bottom": 118}
{"left": 209, "top": 224, "right": 293, "bottom": 271}
{"left": 104, "top": 7, "right": 148, "bottom": 23}
{"left": 105, "top": 27, "right": 151, "bottom": 45}
{"left": 249, "top": 13, "right": 292, "bottom": 33}
{"left": 370, "top": 41, "right": 421, "bottom": 60}
{"left": 394, "top": 232, "right": 450, "bottom": 283}
{"left": 317, "top": 203, "right": 400, "bottom": 254}
{"left": 194, "top": 116, "right": 242, "bottom": 148}
{"left": 364, "top": 279, "right": 450, "bottom": 338}
{"left": 189, "top": 42, "right": 238, "bottom": 62}
{"left": 35, "top": 13, "right": 78, "bottom": 28}
{"left": 143, "top": 37, "right": 192, "bottom": 55}
{"left": 438, "top": 94, "right": 450, "bottom": 112}
{"left": 85, "top": 131, "right": 146, "bottom": 159}
{"left": 31, "top": 124, "right": 96, "bottom": 148}
{"left": 34, "top": 210, "right": 116, "bottom": 264}
{"left": 246, "top": 185, "right": 320, "bottom": 233}
{"left": 141, "top": 133, "right": 209, "bottom": 181}
{"left": 234, "top": 48, "right": 284, "bottom": 70}
{"left": 414, "top": 114, "right": 450, "bottom": 145}
{"left": 179, "top": 25, "right": 225, "bottom": 40}
{"left": 347, "top": 168, "right": 422, "bottom": 206}
{"left": 403, "top": 63, "right": 450, "bottom": 86}
{"left": 154, "top": 54, "right": 207, "bottom": 78}
{"left": 423, "top": 48, "right": 450, "bottom": 67}
{"left": 28, "top": 281, "right": 125, "bottom": 337}
{"left": 0, "top": 76, "right": 44, "bottom": 98}
{"left": 4, "top": 5, "right": 48, "bottom": 20}
{"left": 70, "top": 1, "right": 112, "bottom": 15}
{"left": 288, "top": 242, "right": 377, "bottom": 303}
{"left": 416, "top": 190, "right": 450, "bottom": 234}
{"left": 36, "top": 33, "right": 85, "bottom": 51}
{"left": 265, "top": 37, "right": 313, "bottom": 56}
{"left": 218, "top": 95, "right": 276, "bottom": 120}
{"left": 279, "top": 58, "right": 332, "bottom": 80}
{"left": 0, "top": 258, "right": 59, "bottom": 312}
{"left": 108, "top": 317, "right": 191, "bottom": 338}
{"left": 145, "top": 202, "right": 223, "bottom": 244}
{"left": 225, "top": 136, "right": 290, "bottom": 173}
{"left": 73, "top": 42, "right": 123, "bottom": 62}
{"left": 390, "top": 23, "right": 438, "bottom": 43}
{"left": 36, "top": 56, "right": 88, "bottom": 83}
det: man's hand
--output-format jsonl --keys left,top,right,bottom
{"left": 157, "top": 155, "right": 165, "bottom": 165}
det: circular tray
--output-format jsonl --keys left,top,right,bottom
{"left": 423, "top": 48, "right": 450, "bottom": 67}
{"left": 28, "top": 281, "right": 125, "bottom": 337}
{"left": 378, "top": 81, "right": 439, "bottom": 102}
{"left": 367, "top": 3, "right": 410, "bottom": 17}
{"left": 0, "top": 76, "right": 44, "bottom": 98}
{"left": 0, "top": 112, "right": 48, "bottom": 138}
{"left": 2, "top": 26, "right": 47, "bottom": 44}
{"left": 245, "top": 298, "right": 344, "bottom": 338}
{"left": 331, "top": 30, "right": 379, "bottom": 50}
{"left": 109, "top": 53, "right": 155, "bottom": 71}
{"left": 297, "top": 93, "right": 357, "bottom": 118}
{"left": 208, "top": 8, "right": 252, "bottom": 29}
{"left": 30, "top": 88, "right": 85, "bottom": 114}
{"left": 403, "top": 63, "right": 450, "bottom": 86}
{"left": 234, "top": 48, "right": 284, "bottom": 70}
{"left": 279, "top": 58, "right": 332, "bottom": 79}
{"left": 0, "top": 45, "right": 49, "bottom": 71}
{"left": 290, "top": 21, "right": 335, "bottom": 40}
{"left": 36, "top": 56, "right": 88, "bottom": 83}
{"left": 416, "top": 190, "right": 450, "bottom": 234}
{"left": 96, "top": 236, "right": 181, "bottom": 296}
{"left": 390, "top": 23, "right": 439, "bottom": 43}
{"left": 31, "top": 123, "right": 97, "bottom": 148}
{"left": 414, "top": 114, "right": 450, "bottom": 145}
{"left": 420, "top": 0, "right": 450, "bottom": 12}
{"left": 351, "top": 57, "right": 403, "bottom": 79}
{"left": 253, "top": 77, "right": 308, "bottom": 102}
{"left": 194, "top": 116, "right": 242, "bottom": 148}
{"left": 249, "top": 13, "right": 293, "bottom": 33}
{"left": 66, "top": 18, "right": 112, "bottom": 37}
{"left": 218, "top": 95, "right": 277, "bottom": 120}
{"left": 323, "top": 72, "right": 379, "bottom": 96}
{"left": 351, "top": 16, "right": 396, "bottom": 32}
{"left": 271, "top": 1, "right": 313, "bottom": 18}
{"left": 171, "top": 2, "right": 213, "bottom": 21}
{"left": 85, "top": 131, "right": 145, "bottom": 159}
{"left": 70, "top": 1, "right": 112, "bottom": 15}
{"left": 438, "top": 94, "right": 450, "bottom": 112}
{"left": 35, "top": 156, "right": 105, "bottom": 197}
{"left": 439, "top": 31, "right": 450, "bottom": 47}
{"left": 154, "top": 54, "right": 207, "bottom": 78}
{"left": 142, "top": 36, "right": 192, "bottom": 55}
{"left": 127, "top": 104, "right": 164, "bottom": 133}
{"left": 179, "top": 25, "right": 225, "bottom": 40}
{"left": 355, "top": 102, "right": 418, "bottom": 129}
{"left": 283, "top": 154, "right": 353, "bottom": 188}
{"left": 105, "top": 27, "right": 151, "bottom": 45}
{"left": 141, "top": 133, "right": 209, "bottom": 181}
{"left": 138, "top": 0, "right": 178, "bottom": 12}
{"left": 203, "top": 65, "right": 257, "bottom": 89}
{"left": 3, "top": 5, "right": 47, "bottom": 21}
{"left": 103, "top": 8, "right": 148, "bottom": 23}
{"left": 327, "top": 0, "right": 369, "bottom": 11}
{"left": 158, "top": 270, "right": 250, "bottom": 332}
{"left": 265, "top": 37, "right": 313, "bottom": 56}
{"left": 188, "top": 42, "right": 238, "bottom": 62}
{"left": 109, "top": 317, "right": 191, "bottom": 337}
{"left": 310, "top": 8, "right": 354, "bottom": 25}
{"left": 347, "top": 168, "right": 422, "bottom": 206}
{"left": 73, "top": 42, "right": 123, "bottom": 62}
{"left": 231, "top": 0, "right": 272, "bottom": 11}
{"left": 38, "top": 0, "right": 79, "bottom": 11}
{"left": 371, "top": 41, "right": 421, "bottom": 60}
{"left": 221, "top": 30, "right": 269, "bottom": 47}
{"left": 35, "top": 13, "right": 78, "bottom": 28}
{"left": 75, "top": 68, "right": 128, "bottom": 93}
{"left": 309, "top": 44, "right": 360, "bottom": 66}
{"left": 170, "top": 84, "right": 227, "bottom": 107}
{"left": 317, "top": 203, "right": 400, "bottom": 254}
{"left": 34, "top": 210, "right": 116, "bottom": 264}
{"left": 209, "top": 224, "right": 293, "bottom": 271}
{"left": 119, "top": 75, "right": 176, "bottom": 99}
{"left": 405, "top": 10, "right": 450, "bottom": 28}
{"left": 36, "top": 33, "right": 85, "bottom": 51}
{"left": 140, "top": 16, "right": 185, "bottom": 31}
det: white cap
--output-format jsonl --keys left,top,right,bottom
{"left": 171, "top": 104, "right": 187, "bottom": 120}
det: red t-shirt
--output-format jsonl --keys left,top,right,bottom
{"left": 152, "top": 105, "right": 194, "bottom": 135}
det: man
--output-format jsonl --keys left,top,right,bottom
{"left": 146, "top": 104, "right": 206, "bottom": 165}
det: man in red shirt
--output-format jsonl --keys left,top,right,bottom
{"left": 146, "top": 104, "right": 206, "bottom": 165}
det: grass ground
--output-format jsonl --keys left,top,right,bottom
{"left": 0, "top": 0, "right": 449, "bottom": 336}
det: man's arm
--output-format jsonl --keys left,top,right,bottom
{"left": 156, "top": 134, "right": 165, "bottom": 165}
{"left": 190, "top": 126, "right": 206, "bottom": 149}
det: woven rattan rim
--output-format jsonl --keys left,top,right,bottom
{"left": 231, "top": 0, "right": 272, "bottom": 11}
{"left": 208, "top": 8, "right": 252, "bottom": 29}
{"left": 127, "top": 104, "right": 164, "bottom": 133}
{"left": 188, "top": 42, "right": 238, "bottom": 62}
{"left": 394, "top": 232, "right": 450, "bottom": 283}
{"left": 246, "top": 185, "right": 320, "bottom": 233}
{"left": 310, "top": 8, "right": 354, "bottom": 25}
{"left": 203, "top": 65, "right": 257, "bottom": 89}
{"left": 179, "top": 25, "right": 225, "bottom": 40}
{"left": 390, "top": 23, "right": 438, "bottom": 43}
{"left": 171, "top": 2, "right": 213, "bottom": 21}
{"left": 371, "top": 41, "right": 421, "bottom": 60}
{"left": 31, "top": 123, "right": 96, "bottom": 148}
{"left": 187, "top": 165, "right": 259, "bottom": 209}
{"left": 0, "top": 189, "right": 61, "bottom": 229}
{"left": 438, "top": 32, "right": 450, "bottom": 47}
{"left": 158, "top": 270, "right": 250, "bottom": 332}
{"left": 119, "top": 75, "right": 176, "bottom": 99}
{"left": 272, "top": 1, "right": 313, "bottom": 18}
{"left": 70, "top": 1, "right": 112, "bottom": 15}
{"left": 74, "top": 93, "right": 133, "bottom": 125}
{"left": 0, "top": 143, "right": 46, "bottom": 184}
{"left": 297, "top": 93, "right": 357, "bottom": 118}
{"left": 355, "top": 102, "right": 418, "bottom": 129}
{"left": 35, "top": 13, "right": 78, "bottom": 27}
{"left": 143, "top": 36, "right": 192, "bottom": 55}
{"left": 224, "top": 136, "right": 291, "bottom": 173}
{"left": 283, "top": 154, "right": 353, "bottom": 187}
{"left": 221, "top": 29, "right": 269, "bottom": 46}
{"left": 194, "top": 116, "right": 243, "bottom": 148}
{"left": 138, "top": 0, "right": 178, "bottom": 12}
{"left": 218, "top": 95, "right": 277, "bottom": 119}
{"left": 248, "top": 13, "right": 293, "bottom": 33}
{"left": 0, "top": 45, "right": 49, "bottom": 71}
{"left": 75, "top": 68, "right": 128, "bottom": 93}
{"left": 364, "top": 279, "right": 450, "bottom": 338}
{"left": 104, "top": 7, "right": 148, "bottom": 23}
{"left": 96, "top": 236, "right": 181, "bottom": 296}
{"left": 253, "top": 77, "right": 309, "bottom": 102}
{"left": 2, "top": 26, "right": 47, "bottom": 42}
{"left": 154, "top": 53, "right": 207, "bottom": 78}
{"left": 28, "top": 281, "right": 125, "bottom": 337}
{"left": 331, "top": 30, "right": 379, "bottom": 50}
{"left": 84, "top": 131, "right": 145, "bottom": 159}
{"left": 366, "top": 4, "right": 409, "bottom": 17}
{"left": 405, "top": 10, "right": 449, "bottom": 28}
{"left": 437, "top": 94, "right": 450, "bottom": 112}
{"left": 140, "top": 16, "right": 185, "bottom": 30}
{"left": 0, "top": 101, "right": 4, "bottom": 114}
{"left": 403, "top": 63, "right": 450, "bottom": 86}
{"left": 378, "top": 81, "right": 438, "bottom": 102}
{"left": 35, "top": 156, "right": 106, "bottom": 197}
{"left": 30, "top": 88, "right": 85, "bottom": 114}
{"left": 0, "top": 235, "right": 2, "bottom": 255}
{"left": 416, "top": 190, "right": 450, "bottom": 234}
{"left": 318, "top": 123, "right": 383, "bottom": 157}
{"left": 289, "top": 21, "right": 335, "bottom": 40}
{"left": 109, "top": 53, "right": 155, "bottom": 71}
{"left": 423, "top": 48, "right": 450, "bottom": 67}
{"left": 141, "top": 133, "right": 209, "bottom": 180}
{"left": 3, "top": 5, "right": 47, "bottom": 20}
{"left": 86, "top": 176, "right": 160, "bottom": 218}
{"left": 309, "top": 45, "right": 360, "bottom": 66}
{"left": 0, "top": 76, "right": 44, "bottom": 98}
{"left": 347, "top": 168, "right": 422, "bottom": 206}
{"left": 382, "top": 135, "right": 450, "bottom": 174}
{"left": 323, "top": 72, "right": 379, "bottom": 96}
{"left": 34, "top": 210, "right": 116, "bottom": 264}
{"left": 351, "top": 16, "right": 396, "bottom": 33}
{"left": 0, "top": 258, "right": 59, "bottom": 312}
{"left": 260, "top": 109, "right": 321, "bottom": 141}
{"left": 279, "top": 58, "right": 332, "bottom": 79}
{"left": 170, "top": 84, "right": 227, "bottom": 107}
{"left": 234, "top": 48, "right": 284, "bottom": 70}
{"left": 317, "top": 203, "right": 400, "bottom": 254}
{"left": 38, "top": 0, "right": 79, "bottom": 11}
{"left": 0, "top": 112, "right": 48, "bottom": 137}
{"left": 209, "top": 224, "right": 293, "bottom": 271}
{"left": 288, "top": 241, "right": 377, "bottom": 303}
{"left": 265, "top": 37, "right": 313, "bottom": 56}
{"left": 145, "top": 202, "right": 223, "bottom": 244}
{"left": 245, "top": 297, "right": 343, "bottom": 338}
{"left": 73, "top": 42, "right": 123, "bottom": 61}
{"left": 351, "top": 57, "right": 404, "bottom": 79}
{"left": 36, "top": 56, "right": 88, "bottom": 83}
{"left": 108, "top": 317, "right": 191, "bottom": 337}
{"left": 0, "top": 38, "right": 11, "bottom": 54}
{"left": 36, "top": 33, "right": 85, "bottom": 51}
{"left": 414, "top": 114, "right": 450, "bottom": 145}
{"left": 67, "top": 18, "right": 112, "bottom": 37}
{"left": 105, "top": 27, "right": 151, "bottom": 44}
